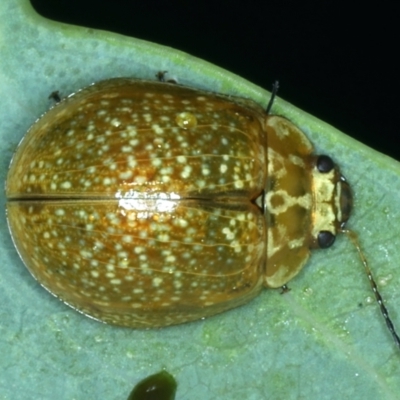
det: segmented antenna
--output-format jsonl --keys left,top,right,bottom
{"left": 342, "top": 229, "right": 400, "bottom": 349}
{"left": 266, "top": 81, "right": 280, "bottom": 115}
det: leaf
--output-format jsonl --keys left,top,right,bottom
{"left": 1, "top": 1, "right": 399, "bottom": 399}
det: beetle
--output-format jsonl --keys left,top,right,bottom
{"left": 5, "top": 78, "right": 400, "bottom": 346}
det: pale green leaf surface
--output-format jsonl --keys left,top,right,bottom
{"left": 1, "top": 1, "right": 399, "bottom": 399}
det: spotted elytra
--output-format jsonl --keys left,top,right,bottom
{"left": 5, "top": 77, "right": 399, "bottom": 348}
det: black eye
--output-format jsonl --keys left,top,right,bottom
{"left": 318, "top": 231, "right": 336, "bottom": 248}
{"left": 317, "top": 155, "right": 335, "bottom": 173}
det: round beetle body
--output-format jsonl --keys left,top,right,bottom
{"left": 5, "top": 79, "right": 351, "bottom": 328}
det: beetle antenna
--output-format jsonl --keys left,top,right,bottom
{"left": 266, "top": 81, "right": 280, "bottom": 115}
{"left": 342, "top": 229, "right": 400, "bottom": 349}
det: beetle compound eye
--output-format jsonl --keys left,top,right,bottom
{"left": 317, "top": 155, "right": 335, "bottom": 173}
{"left": 317, "top": 231, "right": 336, "bottom": 248}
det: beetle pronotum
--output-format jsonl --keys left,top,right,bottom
{"left": 5, "top": 77, "right": 399, "bottom": 348}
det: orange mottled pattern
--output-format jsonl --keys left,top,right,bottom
{"left": 6, "top": 79, "right": 268, "bottom": 327}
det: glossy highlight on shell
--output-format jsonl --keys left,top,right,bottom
{"left": 5, "top": 78, "right": 351, "bottom": 328}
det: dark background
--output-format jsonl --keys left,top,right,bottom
{"left": 30, "top": 1, "right": 399, "bottom": 160}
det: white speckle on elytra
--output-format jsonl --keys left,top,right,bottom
{"left": 119, "top": 170, "right": 133, "bottom": 180}
{"left": 129, "top": 139, "right": 139, "bottom": 146}
{"left": 121, "top": 146, "right": 133, "bottom": 153}
{"left": 110, "top": 118, "right": 121, "bottom": 127}
{"left": 91, "top": 270, "right": 100, "bottom": 278}
{"left": 106, "top": 264, "right": 115, "bottom": 272}
{"left": 60, "top": 181, "right": 72, "bottom": 189}
{"left": 134, "top": 176, "right": 147, "bottom": 184}
{"left": 122, "top": 235, "right": 133, "bottom": 243}
{"left": 234, "top": 180, "right": 244, "bottom": 189}
{"left": 222, "top": 227, "right": 235, "bottom": 240}
{"left": 118, "top": 251, "right": 128, "bottom": 258}
{"left": 126, "top": 128, "right": 137, "bottom": 138}
{"left": 237, "top": 214, "right": 245, "bottom": 221}
{"left": 158, "top": 234, "right": 170, "bottom": 242}
{"left": 152, "top": 124, "right": 164, "bottom": 134}
{"left": 153, "top": 277, "right": 163, "bottom": 287}
{"left": 78, "top": 210, "right": 87, "bottom": 218}
{"left": 127, "top": 157, "right": 137, "bottom": 168}
{"left": 80, "top": 250, "right": 93, "bottom": 258}
{"left": 181, "top": 165, "right": 192, "bottom": 179}
{"left": 175, "top": 218, "right": 188, "bottom": 228}
{"left": 160, "top": 167, "right": 172, "bottom": 176}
